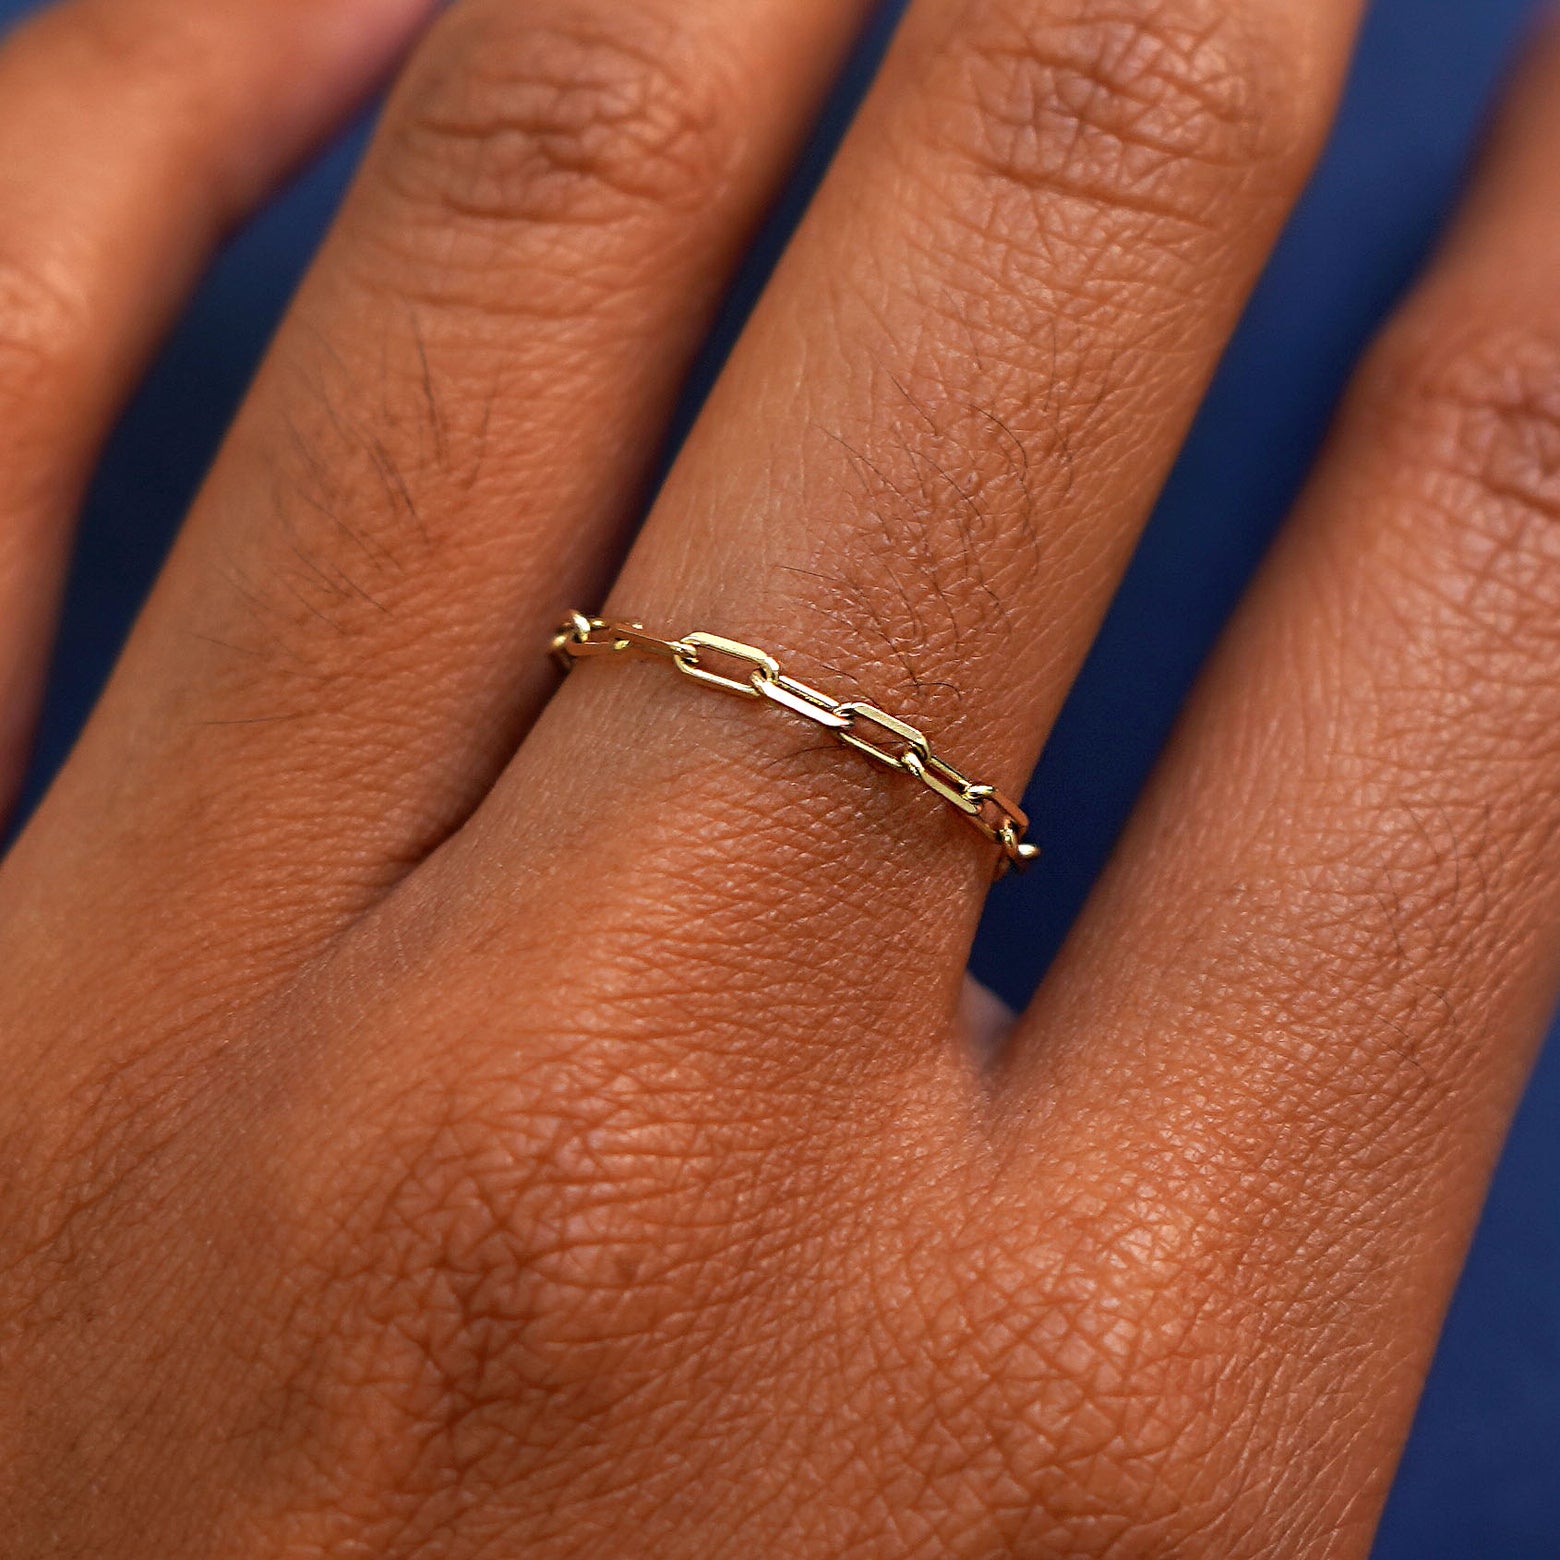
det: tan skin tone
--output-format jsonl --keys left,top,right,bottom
{"left": 3, "top": 0, "right": 1560, "bottom": 1548}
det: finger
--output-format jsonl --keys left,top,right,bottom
{"left": 479, "top": 0, "right": 1366, "bottom": 1047}
{"left": 18, "top": 0, "right": 877, "bottom": 944}
{"left": 1001, "top": 20, "right": 1560, "bottom": 1548}
{"left": 0, "top": 0, "right": 436, "bottom": 823}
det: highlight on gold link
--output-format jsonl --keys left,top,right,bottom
{"left": 551, "top": 614, "right": 1040, "bottom": 878}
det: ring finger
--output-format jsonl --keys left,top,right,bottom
{"left": 473, "top": 0, "right": 1370, "bottom": 1059}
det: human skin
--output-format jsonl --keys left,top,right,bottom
{"left": 3, "top": 0, "right": 1560, "bottom": 1551}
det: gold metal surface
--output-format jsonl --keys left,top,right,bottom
{"left": 552, "top": 613, "right": 1040, "bottom": 878}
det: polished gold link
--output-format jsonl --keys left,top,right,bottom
{"left": 975, "top": 781, "right": 1039, "bottom": 876}
{"left": 993, "top": 822, "right": 1041, "bottom": 878}
{"left": 549, "top": 609, "right": 598, "bottom": 670}
{"left": 673, "top": 632, "right": 780, "bottom": 700}
{"left": 911, "top": 753, "right": 985, "bottom": 817}
{"left": 552, "top": 612, "right": 1038, "bottom": 876}
{"left": 973, "top": 786, "right": 1031, "bottom": 841}
{"left": 555, "top": 618, "right": 692, "bottom": 667}
{"left": 756, "top": 672, "right": 854, "bottom": 731}
{"left": 611, "top": 623, "right": 691, "bottom": 662}
{"left": 834, "top": 703, "right": 932, "bottom": 775}
{"left": 559, "top": 637, "right": 622, "bottom": 661}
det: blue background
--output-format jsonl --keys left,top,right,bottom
{"left": 5, "top": 0, "right": 1557, "bottom": 1550}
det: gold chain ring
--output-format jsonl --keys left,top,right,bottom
{"left": 551, "top": 613, "right": 1040, "bottom": 879}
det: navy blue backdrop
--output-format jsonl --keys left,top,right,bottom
{"left": 4, "top": 0, "right": 1555, "bottom": 1551}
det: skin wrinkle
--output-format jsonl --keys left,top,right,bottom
{"left": 0, "top": 244, "right": 95, "bottom": 413}
{"left": 900, "top": 2, "right": 1290, "bottom": 274}
{"left": 379, "top": 6, "right": 749, "bottom": 229}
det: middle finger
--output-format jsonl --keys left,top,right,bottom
{"left": 480, "top": 0, "right": 1369, "bottom": 1050}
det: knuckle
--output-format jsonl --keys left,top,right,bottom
{"left": 876, "top": 1184, "right": 1268, "bottom": 1557}
{"left": 940, "top": 1169, "right": 1309, "bottom": 1556}
{"left": 909, "top": 0, "right": 1305, "bottom": 239}
{"left": 1032, "top": 1231, "right": 1227, "bottom": 1486}
{"left": 380, "top": 3, "right": 740, "bottom": 236}
{"left": 1356, "top": 315, "right": 1560, "bottom": 632}
{"left": 0, "top": 249, "right": 89, "bottom": 395}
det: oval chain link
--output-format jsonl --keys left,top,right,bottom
{"left": 552, "top": 614, "right": 1040, "bottom": 877}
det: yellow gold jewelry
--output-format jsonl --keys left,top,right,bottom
{"left": 551, "top": 612, "right": 1040, "bottom": 879}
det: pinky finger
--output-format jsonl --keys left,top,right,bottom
{"left": 0, "top": 0, "right": 434, "bottom": 822}
{"left": 1002, "top": 17, "right": 1560, "bottom": 1549}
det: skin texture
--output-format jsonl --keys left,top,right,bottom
{"left": 2, "top": 0, "right": 1560, "bottom": 1553}
{"left": 0, "top": 0, "right": 439, "bottom": 809}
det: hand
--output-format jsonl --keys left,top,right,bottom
{"left": 4, "top": 0, "right": 1558, "bottom": 1552}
